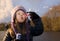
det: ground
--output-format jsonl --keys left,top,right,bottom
{"left": 0, "top": 31, "right": 60, "bottom": 41}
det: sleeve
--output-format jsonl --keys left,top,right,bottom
{"left": 29, "top": 12, "right": 44, "bottom": 36}
{"left": 2, "top": 30, "right": 12, "bottom": 41}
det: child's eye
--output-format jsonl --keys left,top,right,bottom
{"left": 18, "top": 13, "right": 20, "bottom": 15}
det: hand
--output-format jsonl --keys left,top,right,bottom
{"left": 27, "top": 12, "right": 40, "bottom": 20}
{"left": 24, "top": 13, "right": 30, "bottom": 19}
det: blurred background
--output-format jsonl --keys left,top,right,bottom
{"left": 0, "top": 0, "right": 60, "bottom": 41}
{"left": 0, "top": 0, "right": 60, "bottom": 31}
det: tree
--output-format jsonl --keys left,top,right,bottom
{"left": 42, "top": 5, "right": 60, "bottom": 31}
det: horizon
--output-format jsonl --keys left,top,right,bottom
{"left": 0, "top": 0, "right": 60, "bottom": 23}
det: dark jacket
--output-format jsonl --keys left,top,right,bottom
{"left": 3, "top": 12, "right": 44, "bottom": 41}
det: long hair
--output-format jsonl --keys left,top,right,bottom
{"left": 10, "top": 6, "right": 30, "bottom": 41}
{"left": 11, "top": 9, "right": 28, "bottom": 33}
{"left": 11, "top": 11, "right": 30, "bottom": 41}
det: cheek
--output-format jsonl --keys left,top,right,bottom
{"left": 23, "top": 15, "right": 27, "bottom": 20}
{"left": 23, "top": 14, "right": 27, "bottom": 19}
{"left": 16, "top": 15, "right": 21, "bottom": 21}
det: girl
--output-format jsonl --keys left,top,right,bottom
{"left": 3, "top": 6, "right": 44, "bottom": 41}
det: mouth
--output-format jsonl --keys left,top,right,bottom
{"left": 21, "top": 17, "right": 23, "bottom": 19}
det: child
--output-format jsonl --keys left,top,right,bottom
{"left": 3, "top": 6, "right": 44, "bottom": 41}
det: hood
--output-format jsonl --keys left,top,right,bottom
{"left": 11, "top": 5, "right": 26, "bottom": 22}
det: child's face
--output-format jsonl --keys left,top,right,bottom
{"left": 16, "top": 10, "right": 27, "bottom": 23}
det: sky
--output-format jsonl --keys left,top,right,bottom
{"left": 0, "top": 0, "right": 60, "bottom": 23}
{"left": 12, "top": 0, "right": 60, "bottom": 16}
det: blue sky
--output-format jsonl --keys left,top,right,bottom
{"left": 12, "top": 0, "right": 60, "bottom": 16}
{"left": 0, "top": 0, "right": 60, "bottom": 23}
